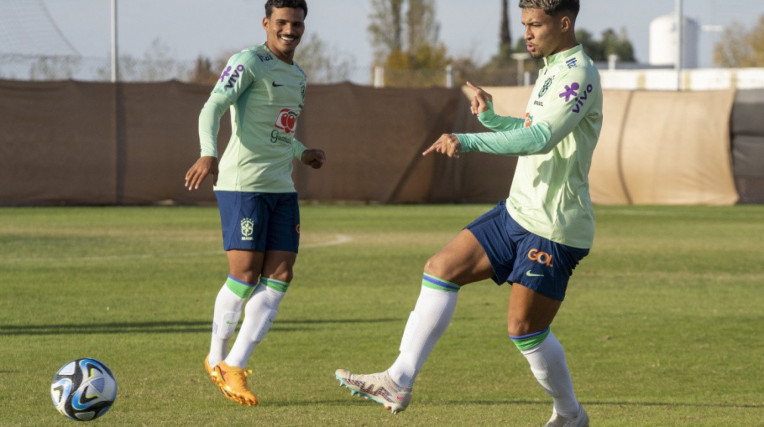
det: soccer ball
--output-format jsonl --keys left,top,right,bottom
{"left": 50, "top": 358, "right": 117, "bottom": 421}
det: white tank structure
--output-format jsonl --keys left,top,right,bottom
{"left": 649, "top": 13, "right": 700, "bottom": 69}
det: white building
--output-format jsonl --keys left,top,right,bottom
{"left": 649, "top": 13, "right": 700, "bottom": 69}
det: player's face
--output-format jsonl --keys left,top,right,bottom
{"left": 263, "top": 7, "right": 305, "bottom": 63}
{"left": 521, "top": 8, "right": 568, "bottom": 59}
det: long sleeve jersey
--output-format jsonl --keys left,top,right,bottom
{"left": 198, "top": 44, "right": 307, "bottom": 193}
{"left": 456, "top": 44, "right": 603, "bottom": 248}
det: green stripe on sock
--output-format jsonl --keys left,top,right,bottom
{"left": 422, "top": 273, "right": 460, "bottom": 292}
{"left": 261, "top": 277, "right": 289, "bottom": 293}
{"left": 511, "top": 328, "right": 551, "bottom": 351}
{"left": 225, "top": 276, "right": 256, "bottom": 298}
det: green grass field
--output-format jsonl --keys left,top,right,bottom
{"left": 0, "top": 205, "right": 762, "bottom": 426}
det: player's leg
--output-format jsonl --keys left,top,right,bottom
{"left": 224, "top": 193, "right": 299, "bottom": 373}
{"left": 226, "top": 250, "right": 295, "bottom": 367}
{"left": 387, "top": 228, "right": 493, "bottom": 388}
{"left": 206, "top": 191, "right": 269, "bottom": 406}
{"left": 208, "top": 250, "right": 265, "bottom": 368}
{"left": 208, "top": 191, "right": 267, "bottom": 369}
{"left": 208, "top": 249, "right": 264, "bottom": 406}
{"left": 507, "top": 235, "right": 589, "bottom": 426}
{"left": 337, "top": 217, "right": 495, "bottom": 413}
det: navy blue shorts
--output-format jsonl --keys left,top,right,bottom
{"left": 465, "top": 201, "right": 589, "bottom": 301}
{"left": 215, "top": 191, "right": 300, "bottom": 252}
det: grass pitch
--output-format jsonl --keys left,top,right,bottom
{"left": 0, "top": 204, "right": 762, "bottom": 426}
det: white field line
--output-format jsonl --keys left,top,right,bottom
{"left": 1, "top": 234, "right": 353, "bottom": 264}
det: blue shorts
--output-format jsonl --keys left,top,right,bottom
{"left": 215, "top": 191, "right": 300, "bottom": 252}
{"left": 465, "top": 201, "right": 589, "bottom": 301}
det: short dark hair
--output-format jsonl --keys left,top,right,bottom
{"left": 265, "top": 0, "right": 308, "bottom": 18}
{"left": 518, "top": 0, "right": 579, "bottom": 18}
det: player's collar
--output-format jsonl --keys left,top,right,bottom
{"left": 543, "top": 44, "right": 583, "bottom": 67}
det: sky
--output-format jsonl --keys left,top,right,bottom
{"left": 8, "top": 0, "right": 764, "bottom": 83}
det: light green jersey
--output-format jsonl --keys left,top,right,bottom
{"left": 198, "top": 44, "right": 307, "bottom": 193}
{"left": 457, "top": 45, "right": 603, "bottom": 248}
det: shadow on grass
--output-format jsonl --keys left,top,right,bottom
{"left": 0, "top": 318, "right": 400, "bottom": 336}
{"left": 267, "top": 397, "right": 763, "bottom": 410}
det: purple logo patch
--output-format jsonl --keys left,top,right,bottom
{"left": 559, "top": 83, "right": 580, "bottom": 102}
{"left": 572, "top": 84, "right": 595, "bottom": 113}
{"left": 220, "top": 64, "right": 245, "bottom": 88}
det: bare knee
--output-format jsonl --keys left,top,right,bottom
{"left": 261, "top": 251, "right": 296, "bottom": 284}
{"left": 228, "top": 269, "right": 259, "bottom": 285}
{"left": 423, "top": 254, "right": 451, "bottom": 281}
{"left": 266, "top": 269, "right": 293, "bottom": 284}
{"left": 507, "top": 315, "right": 533, "bottom": 338}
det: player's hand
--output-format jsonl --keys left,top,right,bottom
{"left": 184, "top": 156, "right": 218, "bottom": 190}
{"left": 466, "top": 81, "right": 492, "bottom": 115}
{"left": 301, "top": 149, "right": 326, "bottom": 169}
{"left": 422, "top": 134, "right": 461, "bottom": 158}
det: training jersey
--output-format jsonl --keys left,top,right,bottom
{"left": 456, "top": 44, "right": 603, "bottom": 248}
{"left": 198, "top": 44, "right": 307, "bottom": 193}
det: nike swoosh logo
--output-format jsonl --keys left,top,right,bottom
{"left": 272, "top": 81, "right": 284, "bottom": 87}
{"left": 526, "top": 270, "right": 544, "bottom": 277}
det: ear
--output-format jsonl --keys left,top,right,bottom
{"left": 560, "top": 15, "right": 572, "bottom": 32}
{"left": 262, "top": 17, "right": 269, "bottom": 30}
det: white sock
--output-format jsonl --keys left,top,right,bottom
{"left": 209, "top": 283, "right": 247, "bottom": 367}
{"left": 520, "top": 331, "right": 580, "bottom": 418}
{"left": 387, "top": 276, "right": 459, "bottom": 388}
{"left": 225, "top": 279, "right": 286, "bottom": 368}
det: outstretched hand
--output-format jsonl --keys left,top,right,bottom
{"left": 301, "top": 149, "right": 326, "bottom": 169}
{"left": 466, "top": 81, "right": 492, "bottom": 115}
{"left": 422, "top": 133, "right": 461, "bottom": 158}
{"left": 184, "top": 156, "right": 218, "bottom": 191}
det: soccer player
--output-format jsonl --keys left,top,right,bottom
{"left": 335, "top": 1, "right": 600, "bottom": 425}
{"left": 184, "top": 0, "right": 324, "bottom": 407}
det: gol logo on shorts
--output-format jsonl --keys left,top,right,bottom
{"left": 527, "top": 249, "right": 553, "bottom": 267}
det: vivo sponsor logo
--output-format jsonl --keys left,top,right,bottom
{"left": 220, "top": 64, "right": 245, "bottom": 88}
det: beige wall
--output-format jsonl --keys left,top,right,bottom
{"left": 0, "top": 80, "right": 742, "bottom": 206}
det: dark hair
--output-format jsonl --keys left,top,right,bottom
{"left": 265, "top": 0, "right": 308, "bottom": 18}
{"left": 518, "top": 0, "right": 579, "bottom": 18}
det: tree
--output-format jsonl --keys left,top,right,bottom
{"left": 368, "top": 0, "right": 449, "bottom": 87}
{"left": 600, "top": 28, "right": 636, "bottom": 62}
{"left": 96, "top": 38, "right": 189, "bottom": 82}
{"left": 368, "top": 0, "right": 405, "bottom": 62}
{"left": 475, "top": 0, "right": 522, "bottom": 86}
{"left": 188, "top": 56, "right": 218, "bottom": 86}
{"left": 294, "top": 34, "right": 355, "bottom": 83}
{"left": 576, "top": 27, "right": 635, "bottom": 62}
{"left": 576, "top": 29, "right": 604, "bottom": 60}
{"left": 497, "top": 0, "right": 513, "bottom": 65}
{"left": 714, "top": 16, "right": 764, "bottom": 67}
{"left": 405, "top": 0, "right": 439, "bottom": 53}
{"left": 28, "top": 56, "right": 81, "bottom": 80}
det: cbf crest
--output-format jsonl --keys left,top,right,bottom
{"left": 538, "top": 78, "right": 553, "bottom": 98}
{"left": 240, "top": 218, "right": 254, "bottom": 241}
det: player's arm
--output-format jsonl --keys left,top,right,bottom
{"left": 185, "top": 52, "right": 253, "bottom": 190}
{"left": 184, "top": 93, "right": 230, "bottom": 190}
{"left": 456, "top": 124, "right": 552, "bottom": 156}
{"left": 426, "top": 68, "right": 598, "bottom": 158}
{"left": 422, "top": 124, "right": 551, "bottom": 158}
{"left": 292, "top": 137, "right": 326, "bottom": 169}
{"left": 476, "top": 102, "right": 525, "bottom": 132}
{"left": 466, "top": 81, "right": 524, "bottom": 132}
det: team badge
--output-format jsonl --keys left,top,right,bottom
{"left": 538, "top": 78, "right": 553, "bottom": 98}
{"left": 240, "top": 218, "right": 254, "bottom": 241}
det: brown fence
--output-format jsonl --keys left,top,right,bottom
{"left": 0, "top": 79, "right": 757, "bottom": 206}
